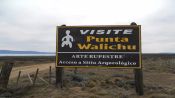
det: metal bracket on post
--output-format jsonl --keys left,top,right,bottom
{"left": 131, "top": 22, "right": 144, "bottom": 95}
{"left": 55, "top": 24, "right": 65, "bottom": 88}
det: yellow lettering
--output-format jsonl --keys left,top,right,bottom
{"left": 87, "top": 36, "right": 95, "bottom": 42}
{"left": 77, "top": 44, "right": 91, "bottom": 49}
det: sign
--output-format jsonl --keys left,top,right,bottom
{"left": 56, "top": 25, "right": 142, "bottom": 68}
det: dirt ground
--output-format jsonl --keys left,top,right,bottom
{"left": 0, "top": 55, "right": 175, "bottom": 98}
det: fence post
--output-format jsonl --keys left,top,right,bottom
{"left": 33, "top": 68, "right": 39, "bottom": 86}
{"left": 16, "top": 70, "right": 21, "bottom": 85}
{"left": 0, "top": 62, "right": 14, "bottom": 89}
{"left": 49, "top": 66, "right": 51, "bottom": 84}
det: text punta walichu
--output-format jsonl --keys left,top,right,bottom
{"left": 77, "top": 29, "right": 137, "bottom": 51}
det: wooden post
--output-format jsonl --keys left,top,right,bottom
{"left": 134, "top": 69, "right": 144, "bottom": 95}
{"left": 0, "top": 62, "right": 14, "bottom": 89}
{"left": 49, "top": 66, "right": 52, "bottom": 84}
{"left": 56, "top": 67, "right": 64, "bottom": 88}
{"left": 55, "top": 24, "right": 65, "bottom": 88}
{"left": 33, "top": 68, "right": 39, "bottom": 86}
{"left": 131, "top": 22, "right": 144, "bottom": 95}
{"left": 16, "top": 70, "right": 21, "bottom": 85}
{"left": 134, "top": 69, "right": 139, "bottom": 93}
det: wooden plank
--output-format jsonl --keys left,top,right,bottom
{"left": 38, "top": 77, "right": 49, "bottom": 85}
{"left": 27, "top": 73, "right": 33, "bottom": 84}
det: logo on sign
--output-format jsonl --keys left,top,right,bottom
{"left": 61, "top": 30, "right": 74, "bottom": 48}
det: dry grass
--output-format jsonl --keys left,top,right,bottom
{"left": 0, "top": 54, "right": 175, "bottom": 98}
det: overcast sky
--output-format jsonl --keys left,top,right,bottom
{"left": 0, "top": 0, "right": 175, "bottom": 53}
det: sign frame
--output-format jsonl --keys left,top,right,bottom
{"left": 56, "top": 25, "right": 142, "bottom": 69}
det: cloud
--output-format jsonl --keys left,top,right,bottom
{"left": 140, "top": 0, "right": 175, "bottom": 53}
{"left": 0, "top": 0, "right": 174, "bottom": 52}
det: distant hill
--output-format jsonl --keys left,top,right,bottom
{"left": 0, "top": 50, "right": 174, "bottom": 55}
{"left": 0, "top": 50, "right": 54, "bottom": 54}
